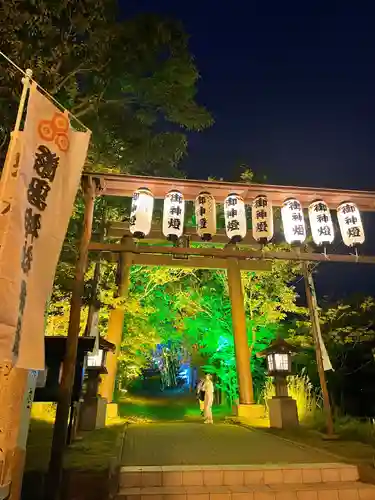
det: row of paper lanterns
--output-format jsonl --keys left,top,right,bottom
{"left": 129, "top": 188, "right": 365, "bottom": 247}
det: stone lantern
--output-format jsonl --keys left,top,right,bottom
{"left": 79, "top": 337, "right": 115, "bottom": 431}
{"left": 258, "top": 337, "right": 299, "bottom": 429}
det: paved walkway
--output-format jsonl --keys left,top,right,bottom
{"left": 122, "top": 422, "right": 340, "bottom": 466}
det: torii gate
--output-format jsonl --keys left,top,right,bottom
{"left": 88, "top": 174, "right": 375, "bottom": 406}
{"left": 47, "top": 171, "right": 375, "bottom": 488}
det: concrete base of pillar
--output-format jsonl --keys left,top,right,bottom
{"left": 78, "top": 396, "right": 107, "bottom": 431}
{"left": 106, "top": 402, "right": 119, "bottom": 419}
{"left": 236, "top": 403, "right": 266, "bottom": 420}
{"left": 268, "top": 397, "right": 299, "bottom": 429}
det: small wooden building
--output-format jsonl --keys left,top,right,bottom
{"left": 34, "top": 336, "right": 114, "bottom": 403}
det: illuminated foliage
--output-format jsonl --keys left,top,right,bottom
{"left": 96, "top": 259, "right": 301, "bottom": 398}
{"left": 46, "top": 240, "right": 301, "bottom": 396}
{"left": 176, "top": 267, "right": 301, "bottom": 402}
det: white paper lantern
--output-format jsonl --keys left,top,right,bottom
{"left": 252, "top": 195, "right": 274, "bottom": 242}
{"left": 195, "top": 192, "right": 216, "bottom": 241}
{"left": 281, "top": 198, "right": 306, "bottom": 244}
{"left": 162, "top": 190, "right": 185, "bottom": 240}
{"left": 129, "top": 187, "right": 154, "bottom": 238}
{"left": 224, "top": 193, "right": 247, "bottom": 242}
{"left": 337, "top": 202, "right": 365, "bottom": 247}
{"left": 308, "top": 200, "right": 334, "bottom": 246}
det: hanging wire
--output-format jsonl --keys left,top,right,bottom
{"left": 0, "top": 49, "right": 90, "bottom": 132}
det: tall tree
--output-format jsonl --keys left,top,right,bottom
{"left": 289, "top": 295, "right": 375, "bottom": 416}
{"left": 0, "top": 0, "right": 212, "bottom": 174}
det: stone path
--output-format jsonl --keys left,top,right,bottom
{"left": 122, "top": 422, "right": 341, "bottom": 466}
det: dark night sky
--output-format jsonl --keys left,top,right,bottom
{"left": 125, "top": 0, "right": 375, "bottom": 300}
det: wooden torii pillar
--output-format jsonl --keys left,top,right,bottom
{"left": 227, "top": 256, "right": 264, "bottom": 419}
{"left": 99, "top": 237, "right": 133, "bottom": 413}
{"left": 227, "top": 257, "right": 254, "bottom": 404}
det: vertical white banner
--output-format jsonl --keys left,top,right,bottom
{"left": 308, "top": 273, "right": 334, "bottom": 372}
{"left": 0, "top": 84, "right": 91, "bottom": 369}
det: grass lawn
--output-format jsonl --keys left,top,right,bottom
{"left": 118, "top": 392, "right": 231, "bottom": 422}
{"left": 232, "top": 414, "right": 375, "bottom": 468}
{"left": 264, "top": 426, "right": 375, "bottom": 467}
{"left": 26, "top": 403, "right": 125, "bottom": 472}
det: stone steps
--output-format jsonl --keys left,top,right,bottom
{"left": 120, "top": 464, "right": 360, "bottom": 488}
{"left": 117, "top": 464, "right": 375, "bottom": 500}
{"left": 117, "top": 482, "right": 375, "bottom": 500}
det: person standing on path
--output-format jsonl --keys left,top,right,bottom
{"left": 196, "top": 378, "right": 205, "bottom": 416}
{"left": 203, "top": 373, "right": 214, "bottom": 424}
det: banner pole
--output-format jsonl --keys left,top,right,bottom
{"left": 13, "top": 69, "right": 33, "bottom": 134}
{"left": 44, "top": 176, "right": 97, "bottom": 500}
{"left": 302, "top": 262, "right": 334, "bottom": 437}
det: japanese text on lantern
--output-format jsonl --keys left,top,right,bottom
{"left": 225, "top": 195, "right": 239, "bottom": 233}
{"left": 337, "top": 202, "right": 365, "bottom": 247}
{"left": 224, "top": 193, "right": 246, "bottom": 242}
{"left": 168, "top": 192, "right": 183, "bottom": 230}
{"left": 14, "top": 120, "right": 63, "bottom": 356}
{"left": 197, "top": 194, "right": 208, "bottom": 230}
{"left": 252, "top": 195, "right": 273, "bottom": 242}
{"left": 129, "top": 190, "right": 139, "bottom": 228}
{"left": 129, "top": 188, "right": 154, "bottom": 238}
{"left": 195, "top": 192, "right": 216, "bottom": 240}
{"left": 281, "top": 198, "right": 306, "bottom": 244}
{"left": 308, "top": 200, "right": 334, "bottom": 245}
{"left": 162, "top": 190, "right": 184, "bottom": 240}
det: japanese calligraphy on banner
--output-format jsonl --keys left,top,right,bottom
{"left": 251, "top": 195, "right": 274, "bottom": 242}
{"left": 195, "top": 192, "right": 216, "bottom": 241}
{"left": 224, "top": 193, "right": 247, "bottom": 242}
{"left": 337, "top": 202, "right": 365, "bottom": 247}
{"left": 281, "top": 198, "right": 306, "bottom": 245}
{"left": 308, "top": 200, "right": 334, "bottom": 246}
{"left": 0, "top": 83, "right": 91, "bottom": 369}
{"left": 162, "top": 190, "right": 185, "bottom": 240}
{"left": 0, "top": 132, "right": 22, "bottom": 244}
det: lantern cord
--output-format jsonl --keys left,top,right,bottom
{"left": 354, "top": 247, "right": 359, "bottom": 263}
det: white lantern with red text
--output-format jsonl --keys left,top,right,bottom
{"left": 281, "top": 198, "right": 306, "bottom": 244}
{"left": 162, "top": 190, "right": 185, "bottom": 241}
{"left": 129, "top": 188, "right": 154, "bottom": 238}
{"left": 337, "top": 202, "right": 365, "bottom": 247}
{"left": 252, "top": 195, "right": 274, "bottom": 242}
{"left": 195, "top": 192, "right": 216, "bottom": 241}
{"left": 308, "top": 200, "right": 334, "bottom": 246}
{"left": 224, "top": 193, "right": 247, "bottom": 242}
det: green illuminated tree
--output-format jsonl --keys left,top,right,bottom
{"left": 178, "top": 266, "right": 301, "bottom": 403}
{"left": 111, "top": 260, "right": 301, "bottom": 399}
{"left": 0, "top": 0, "right": 212, "bottom": 173}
